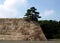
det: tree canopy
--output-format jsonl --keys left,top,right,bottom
{"left": 39, "top": 20, "right": 60, "bottom": 39}
{"left": 24, "top": 7, "right": 41, "bottom": 22}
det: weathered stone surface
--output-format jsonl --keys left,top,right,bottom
{"left": 0, "top": 18, "right": 47, "bottom": 41}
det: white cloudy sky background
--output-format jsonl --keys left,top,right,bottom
{"left": 0, "top": 0, "right": 27, "bottom": 18}
{"left": 0, "top": 0, "right": 60, "bottom": 21}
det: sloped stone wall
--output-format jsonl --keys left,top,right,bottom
{"left": 0, "top": 18, "right": 47, "bottom": 41}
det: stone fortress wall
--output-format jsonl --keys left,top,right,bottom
{"left": 0, "top": 18, "right": 47, "bottom": 41}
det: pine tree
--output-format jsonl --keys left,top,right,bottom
{"left": 25, "top": 7, "right": 41, "bottom": 22}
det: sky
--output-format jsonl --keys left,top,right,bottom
{"left": 0, "top": 0, "right": 60, "bottom": 21}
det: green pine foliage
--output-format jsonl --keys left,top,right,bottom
{"left": 24, "top": 7, "right": 41, "bottom": 22}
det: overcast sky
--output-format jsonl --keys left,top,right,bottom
{"left": 0, "top": 0, "right": 60, "bottom": 21}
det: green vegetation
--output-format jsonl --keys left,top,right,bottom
{"left": 24, "top": 7, "right": 60, "bottom": 39}
{"left": 39, "top": 20, "right": 60, "bottom": 39}
{"left": 24, "top": 7, "right": 41, "bottom": 22}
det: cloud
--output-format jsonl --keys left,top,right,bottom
{"left": 44, "top": 10, "right": 54, "bottom": 16}
{"left": 0, "top": 0, "right": 27, "bottom": 18}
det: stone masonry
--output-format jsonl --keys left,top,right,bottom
{"left": 0, "top": 18, "right": 47, "bottom": 41}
